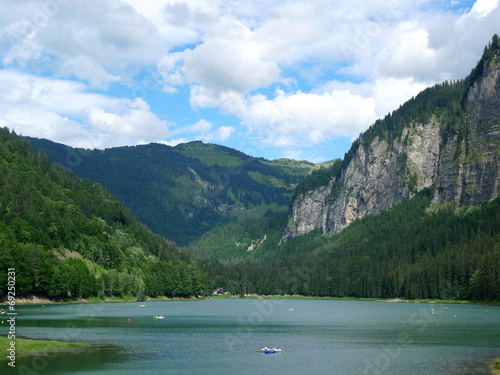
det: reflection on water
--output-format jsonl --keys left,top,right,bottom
{"left": 1, "top": 300, "right": 499, "bottom": 375}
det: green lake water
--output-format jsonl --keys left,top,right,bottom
{"left": 1, "top": 299, "right": 499, "bottom": 374}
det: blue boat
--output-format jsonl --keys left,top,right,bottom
{"left": 262, "top": 347, "right": 281, "bottom": 354}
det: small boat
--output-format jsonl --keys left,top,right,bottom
{"left": 262, "top": 347, "right": 281, "bottom": 354}
{"left": 139, "top": 305, "right": 146, "bottom": 307}
{"left": 154, "top": 315, "right": 165, "bottom": 319}
{"left": 0, "top": 309, "right": 6, "bottom": 314}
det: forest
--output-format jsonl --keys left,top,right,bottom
{"left": 0, "top": 128, "right": 211, "bottom": 300}
{"left": 28, "top": 138, "right": 312, "bottom": 246}
{"left": 201, "top": 189, "right": 500, "bottom": 301}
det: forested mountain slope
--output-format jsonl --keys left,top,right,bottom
{"left": 28, "top": 139, "right": 317, "bottom": 246}
{"left": 0, "top": 128, "right": 210, "bottom": 300}
{"left": 193, "top": 37, "right": 500, "bottom": 301}
{"left": 203, "top": 190, "right": 500, "bottom": 300}
{"left": 284, "top": 35, "right": 500, "bottom": 240}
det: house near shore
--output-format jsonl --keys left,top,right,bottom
{"left": 213, "top": 287, "right": 226, "bottom": 295}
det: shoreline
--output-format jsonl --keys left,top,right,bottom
{"left": 2, "top": 293, "right": 498, "bottom": 306}
{"left": 213, "top": 294, "right": 500, "bottom": 305}
{"left": 0, "top": 293, "right": 204, "bottom": 306}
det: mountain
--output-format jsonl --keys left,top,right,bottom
{"left": 283, "top": 35, "right": 500, "bottom": 241}
{"left": 27, "top": 139, "right": 318, "bottom": 246}
{"left": 0, "top": 128, "right": 210, "bottom": 300}
{"left": 193, "top": 36, "right": 500, "bottom": 301}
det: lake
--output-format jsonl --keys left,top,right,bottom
{"left": 3, "top": 299, "right": 499, "bottom": 374}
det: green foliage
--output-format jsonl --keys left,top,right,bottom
{"left": 292, "top": 159, "right": 342, "bottom": 200}
{"left": 136, "top": 291, "right": 146, "bottom": 302}
{"left": 198, "top": 37, "right": 500, "bottom": 300}
{"left": 0, "top": 128, "right": 211, "bottom": 299}
{"left": 188, "top": 212, "right": 289, "bottom": 261}
{"left": 465, "top": 34, "right": 500, "bottom": 95}
{"left": 28, "top": 139, "right": 309, "bottom": 246}
{"left": 206, "top": 190, "right": 500, "bottom": 300}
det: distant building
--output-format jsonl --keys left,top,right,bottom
{"left": 213, "top": 287, "right": 225, "bottom": 295}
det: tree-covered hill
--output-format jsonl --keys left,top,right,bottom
{"left": 0, "top": 128, "right": 211, "bottom": 300}
{"left": 202, "top": 189, "right": 500, "bottom": 301}
{"left": 28, "top": 139, "right": 318, "bottom": 246}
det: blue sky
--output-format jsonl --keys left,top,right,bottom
{"left": 0, "top": 0, "right": 498, "bottom": 162}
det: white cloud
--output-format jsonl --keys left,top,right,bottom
{"left": 470, "top": 0, "right": 499, "bottom": 17}
{"left": 375, "top": 25, "right": 439, "bottom": 80}
{"left": 184, "top": 119, "right": 213, "bottom": 134}
{"left": 0, "top": 0, "right": 166, "bottom": 78}
{"left": 85, "top": 98, "right": 170, "bottom": 143}
{"left": 183, "top": 15, "right": 281, "bottom": 94}
{"left": 62, "top": 56, "right": 120, "bottom": 89}
{"left": 169, "top": 119, "right": 234, "bottom": 143}
{"left": 190, "top": 86, "right": 378, "bottom": 147}
{"left": 372, "top": 77, "right": 429, "bottom": 117}
{"left": 202, "top": 126, "right": 234, "bottom": 142}
{"left": 2, "top": 0, "right": 500, "bottom": 157}
{"left": 0, "top": 70, "right": 170, "bottom": 148}
{"left": 158, "top": 52, "right": 185, "bottom": 89}
{"left": 190, "top": 75, "right": 429, "bottom": 148}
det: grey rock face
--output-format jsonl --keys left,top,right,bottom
{"left": 284, "top": 54, "right": 500, "bottom": 241}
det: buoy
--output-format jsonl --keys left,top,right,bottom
{"left": 128, "top": 318, "right": 131, "bottom": 322}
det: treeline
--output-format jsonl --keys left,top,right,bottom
{"left": 203, "top": 190, "right": 500, "bottom": 301}
{"left": 292, "top": 159, "right": 342, "bottom": 200}
{"left": 0, "top": 128, "right": 211, "bottom": 300}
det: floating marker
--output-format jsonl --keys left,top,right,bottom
{"left": 128, "top": 318, "right": 131, "bottom": 322}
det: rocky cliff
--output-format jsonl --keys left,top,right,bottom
{"left": 284, "top": 46, "right": 500, "bottom": 241}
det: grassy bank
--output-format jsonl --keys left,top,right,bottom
{"left": 0, "top": 336, "right": 90, "bottom": 359}
{"left": 491, "top": 359, "right": 500, "bottom": 375}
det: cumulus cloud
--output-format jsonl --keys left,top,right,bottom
{"left": 183, "top": 15, "right": 281, "bottom": 94}
{"left": 470, "top": 0, "right": 499, "bottom": 17}
{"left": 1, "top": 0, "right": 499, "bottom": 156}
{"left": 0, "top": 71, "right": 170, "bottom": 148}
{"left": 85, "top": 98, "right": 170, "bottom": 143}
{"left": 190, "top": 85, "right": 378, "bottom": 147}
{"left": 202, "top": 126, "right": 234, "bottom": 142}
{"left": 62, "top": 56, "right": 120, "bottom": 89}
{"left": 0, "top": 0, "right": 166, "bottom": 76}
{"left": 170, "top": 119, "right": 234, "bottom": 143}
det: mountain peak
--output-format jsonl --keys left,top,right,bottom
{"left": 284, "top": 36, "right": 500, "bottom": 240}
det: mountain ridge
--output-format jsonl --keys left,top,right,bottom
{"left": 27, "top": 138, "right": 319, "bottom": 246}
{"left": 283, "top": 35, "right": 500, "bottom": 241}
